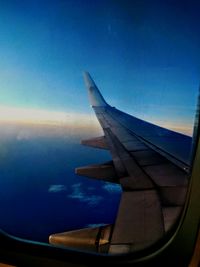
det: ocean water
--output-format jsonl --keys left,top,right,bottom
{"left": 0, "top": 122, "right": 121, "bottom": 243}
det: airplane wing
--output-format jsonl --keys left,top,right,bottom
{"left": 49, "top": 72, "right": 191, "bottom": 254}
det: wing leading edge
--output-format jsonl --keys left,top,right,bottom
{"left": 49, "top": 72, "right": 190, "bottom": 254}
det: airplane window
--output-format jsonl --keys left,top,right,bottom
{"left": 0, "top": 0, "right": 199, "bottom": 256}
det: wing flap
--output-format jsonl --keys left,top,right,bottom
{"left": 109, "top": 190, "right": 164, "bottom": 253}
{"left": 104, "top": 128, "right": 154, "bottom": 189}
{"left": 162, "top": 207, "right": 182, "bottom": 232}
{"left": 131, "top": 150, "right": 168, "bottom": 166}
{"left": 144, "top": 164, "right": 188, "bottom": 186}
{"left": 159, "top": 186, "right": 188, "bottom": 206}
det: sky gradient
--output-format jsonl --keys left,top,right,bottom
{"left": 0, "top": 0, "right": 200, "bottom": 134}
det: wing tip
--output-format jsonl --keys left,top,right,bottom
{"left": 83, "top": 71, "right": 108, "bottom": 107}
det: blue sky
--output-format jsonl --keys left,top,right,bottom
{"left": 0, "top": 0, "right": 199, "bottom": 133}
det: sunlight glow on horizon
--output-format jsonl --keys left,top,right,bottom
{"left": 0, "top": 105, "right": 193, "bottom": 136}
{"left": 0, "top": 105, "right": 97, "bottom": 126}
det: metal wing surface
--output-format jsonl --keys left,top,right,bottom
{"left": 49, "top": 72, "right": 191, "bottom": 254}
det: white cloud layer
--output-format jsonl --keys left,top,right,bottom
{"left": 103, "top": 182, "right": 122, "bottom": 194}
{"left": 68, "top": 183, "right": 103, "bottom": 206}
{"left": 87, "top": 223, "right": 107, "bottom": 228}
{"left": 48, "top": 184, "right": 67, "bottom": 193}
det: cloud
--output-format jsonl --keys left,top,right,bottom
{"left": 48, "top": 184, "right": 67, "bottom": 193}
{"left": 16, "top": 131, "right": 31, "bottom": 140}
{"left": 87, "top": 223, "right": 107, "bottom": 228}
{"left": 68, "top": 183, "right": 103, "bottom": 206}
{"left": 83, "top": 195, "right": 103, "bottom": 206}
{"left": 103, "top": 182, "right": 122, "bottom": 194}
{"left": 68, "top": 183, "right": 84, "bottom": 199}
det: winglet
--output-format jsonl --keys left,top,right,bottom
{"left": 83, "top": 71, "right": 108, "bottom": 107}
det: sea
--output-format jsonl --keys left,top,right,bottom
{"left": 0, "top": 121, "right": 122, "bottom": 244}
